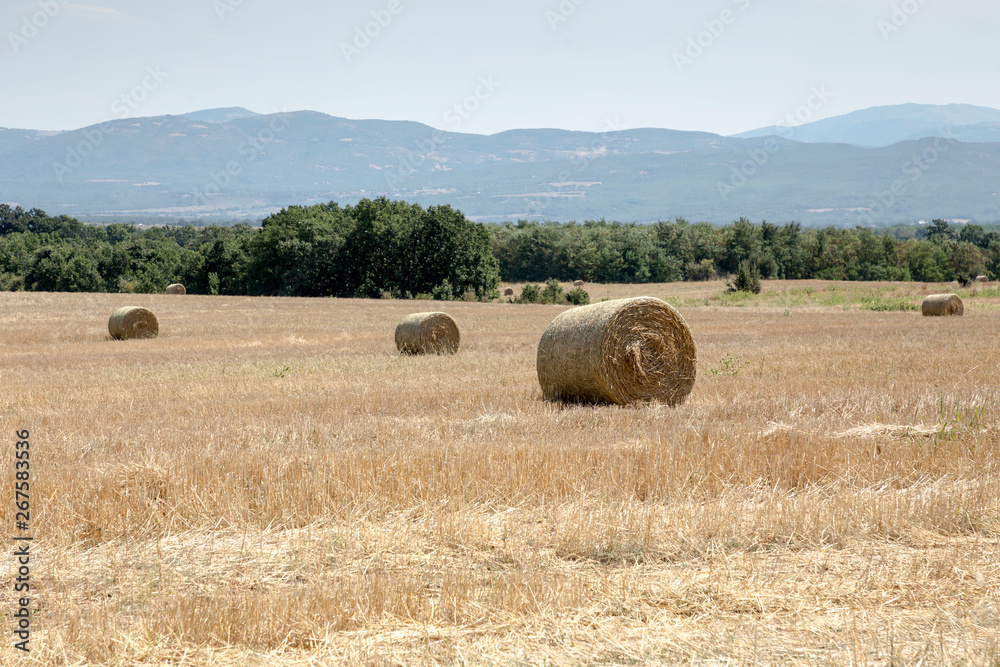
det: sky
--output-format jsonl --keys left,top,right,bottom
{"left": 1, "top": 0, "right": 998, "bottom": 136}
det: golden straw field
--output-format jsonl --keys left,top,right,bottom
{"left": 1, "top": 280, "right": 999, "bottom": 665}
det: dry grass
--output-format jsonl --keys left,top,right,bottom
{"left": 1, "top": 285, "right": 999, "bottom": 665}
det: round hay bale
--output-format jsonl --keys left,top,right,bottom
{"left": 975, "top": 275, "right": 989, "bottom": 283}
{"left": 395, "top": 312, "right": 460, "bottom": 355}
{"left": 921, "top": 293, "right": 964, "bottom": 317}
{"left": 536, "top": 296, "right": 696, "bottom": 406}
{"left": 108, "top": 306, "right": 159, "bottom": 340}
{"left": 573, "top": 280, "right": 585, "bottom": 287}
{"left": 503, "top": 287, "right": 515, "bottom": 297}
{"left": 165, "top": 283, "right": 186, "bottom": 295}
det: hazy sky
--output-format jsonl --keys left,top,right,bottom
{"left": 1, "top": 0, "right": 997, "bottom": 136}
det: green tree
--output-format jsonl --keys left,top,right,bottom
{"left": 245, "top": 203, "right": 350, "bottom": 296}
{"left": 924, "top": 219, "right": 955, "bottom": 242}
{"left": 902, "top": 239, "right": 949, "bottom": 282}
{"left": 25, "top": 246, "right": 70, "bottom": 292}
{"left": 945, "top": 240, "right": 987, "bottom": 286}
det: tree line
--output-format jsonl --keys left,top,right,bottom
{"left": 0, "top": 199, "right": 499, "bottom": 299}
{"left": 0, "top": 202, "right": 996, "bottom": 297}
{"left": 491, "top": 218, "right": 998, "bottom": 285}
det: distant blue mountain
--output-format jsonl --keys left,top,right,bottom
{"left": 0, "top": 127, "right": 62, "bottom": 155}
{"left": 180, "top": 107, "right": 260, "bottom": 124}
{"left": 0, "top": 107, "right": 998, "bottom": 225}
{"left": 733, "top": 103, "right": 1000, "bottom": 147}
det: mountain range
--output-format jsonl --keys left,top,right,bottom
{"left": 733, "top": 103, "right": 1000, "bottom": 147}
{"left": 1, "top": 104, "right": 998, "bottom": 225}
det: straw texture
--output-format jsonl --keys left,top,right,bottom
{"left": 536, "top": 296, "right": 697, "bottom": 406}
{"left": 165, "top": 284, "right": 186, "bottom": 295}
{"left": 395, "top": 312, "right": 460, "bottom": 355}
{"left": 921, "top": 294, "right": 964, "bottom": 317}
{"left": 108, "top": 306, "right": 159, "bottom": 340}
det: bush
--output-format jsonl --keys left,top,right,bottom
{"left": 565, "top": 287, "right": 590, "bottom": 305}
{"left": 515, "top": 279, "right": 574, "bottom": 304}
{"left": 515, "top": 283, "right": 542, "bottom": 304}
{"left": 726, "top": 259, "right": 761, "bottom": 294}
{"left": 684, "top": 259, "right": 716, "bottom": 281}
{"left": 540, "top": 278, "right": 564, "bottom": 304}
{"left": 861, "top": 297, "right": 919, "bottom": 312}
{"left": 0, "top": 272, "right": 24, "bottom": 291}
{"left": 432, "top": 278, "right": 455, "bottom": 301}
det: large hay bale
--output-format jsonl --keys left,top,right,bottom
{"left": 573, "top": 280, "right": 585, "bottom": 287}
{"left": 536, "top": 296, "right": 696, "bottom": 406}
{"left": 395, "top": 312, "right": 460, "bottom": 355}
{"left": 503, "top": 288, "right": 515, "bottom": 297}
{"left": 108, "top": 306, "right": 159, "bottom": 340}
{"left": 165, "top": 283, "right": 186, "bottom": 295}
{"left": 921, "top": 293, "right": 964, "bottom": 317}
{"left": 975, "top": 275, "right": 989, "bottom": 283}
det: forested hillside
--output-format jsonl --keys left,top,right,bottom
{"left": 4, "top": 110, "right": 1000, "bottom": 225}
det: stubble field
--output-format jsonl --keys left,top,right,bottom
{"left": 1, "top": 281, "right": 999, "bottom": 665}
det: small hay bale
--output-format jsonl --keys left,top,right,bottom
{"left": 108, "top": 306, "right": 159, "bottom": 340}
{"left": 975, "top": 275, "right": 989, "bottom": 283}
{"left": 165, "top": 283, "right": 186, "bottom": 295}
{"left": 503, "top": 287, "right": 515, "bottom": 297}
{"left": 921, "top": 293, "right": 964, "bottom": 317}
{"left": 573, "top": 280, "right": 585, "bottom": 287}
{"left": 395, "top": 312, "right": 460, "bottom": 355}
{"left": 536, "top": 296, "right": 696, "bottom": 406}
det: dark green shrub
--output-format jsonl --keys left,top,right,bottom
{"left": 515, "top": 283, "right": 542, "bottom": 304}
{"left": 727, "top": 259, "right": 761, "bottom": 294}
{"left": 540, "top": 278, "right": 564, "bottom": 304}
{"left": 565, "top": 287, "right": 590, "bottom": 305}
{"left": 432, "top": 278, "right": 454, "bottom": 301}
{"left": 684, "top": 259, "right": 716, "bottom": 281}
